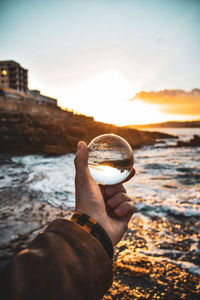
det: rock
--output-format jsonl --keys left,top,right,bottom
{"left": 177, "top": 135, "right": 200, "bottom": 147}
{"left": 43, "top": 145, "right": 72, "bottom": 155}
{"left": 0, "top": 96, "right": 175, "bottom": 155}
{"left": 0, "top": 187, "right": 72, "bottom": 269}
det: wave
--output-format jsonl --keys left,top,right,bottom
{"left": 137, "top": 249, "right": 200, "bottom": 276}
{"left": 136, "top": 202, "right": 200, "bottom": 218}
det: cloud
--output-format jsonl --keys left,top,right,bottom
{"left": 131, "top": 89, "right": 200, "bottom": 116}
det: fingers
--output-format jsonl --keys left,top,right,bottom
{"left": 107, "top": 192, "right": 131, "bottom": 209}
{"left": 104, "top": 184, "right": 126, "bottom": 198}
{"left": 107, "top": 192, "right": 136, "bottom": 220}
{"left": 103, "top": 168, "right": 136, "bottom": 199}
{"left": 114, "top": 201, "right": 135, "bottom": 221}
{"left": 122, "top": 168, "right": 136, "bottom": 183}
{"left": 74, "top": 141, "right": 136, "bottom": 224}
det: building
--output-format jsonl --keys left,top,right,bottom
{"left": 0, "top": 60, "right": 58, "bottom": 108}
{"left": 0, "top": 60, "right": 28, "bottom": 92}
{"left": 27, "top": 90, "right": 57, "bottom": 107}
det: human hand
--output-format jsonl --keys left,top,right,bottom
{"left": 74, "top": 141, "right": 136, "bottom": 246}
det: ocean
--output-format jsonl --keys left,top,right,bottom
{"left": 0, "top": 128, "right": 200, "bottom": 299}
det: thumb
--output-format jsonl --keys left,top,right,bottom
{"left": 74, "top": 141, "right": 91, "bottom": 185}
{"left": 74, "top": 141, "right": 99, "bottom": 213}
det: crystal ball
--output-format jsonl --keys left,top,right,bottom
{"left": 88, "top": 134, "right": 134, "bottom": 185}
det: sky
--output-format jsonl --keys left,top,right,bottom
{"left": 0, "top": 0, "right": 200, "bottom": 125}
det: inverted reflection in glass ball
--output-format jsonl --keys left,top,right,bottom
{"left": 88, "top": 134, "right": 134, "bottom": 185}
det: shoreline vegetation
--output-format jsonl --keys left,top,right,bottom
{"left": 0, "top": 96, "right": 175, "bottom": 155}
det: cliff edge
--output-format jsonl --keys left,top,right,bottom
{"left": 0, "top": 96, "right": 174, "bottom": 155}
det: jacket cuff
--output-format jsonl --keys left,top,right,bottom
{"left": 71, "top": 212, "right": 113, "bottom": 260}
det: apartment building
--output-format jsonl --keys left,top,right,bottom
{"left": 0, "top": 60, "right": 28, "bottom": 92}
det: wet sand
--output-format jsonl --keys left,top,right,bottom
{"left": 104, "top": 213, "right": 200, "bottom": 299}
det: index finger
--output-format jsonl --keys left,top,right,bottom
{"left": 104, "top": 168, "right": 135, "bottom": 198}
{"left": 104, "top": 184, "right": 126, "bottom": 198}
{"left": 122, "top": 168, "right": 136, "bottom": 183}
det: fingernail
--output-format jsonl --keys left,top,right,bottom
{"left": 77, "top": 141, "right": 82, "bottom": 148}
{"left": 77, "top": 141, "right": 85, "bottom": 150}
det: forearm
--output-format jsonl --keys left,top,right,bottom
{"left": 0, "top": 218, "right": 113, "bottom": 300}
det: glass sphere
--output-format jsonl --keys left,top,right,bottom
{"left": 88, "top": 134, "right": 134, "bottom": 185}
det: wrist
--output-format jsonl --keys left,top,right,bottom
{"left": 71, "top": 212, "right": 113, "bottom": 260}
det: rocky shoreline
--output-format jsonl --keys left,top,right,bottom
{"left": 0, "top": 186, "right": 72, "bottom": 269}
{"left": 176, "top": 135, "right": 200, "bottom": 147}
{"left": 0, "top": 96, "right": 175, "bottom": 155}
{"left": 1, "top": 97, "right": 199, "bottom": 299}
{"left": 0, "top": 151, "right": 199, "bottom": 299}
{"left": 1, "top": 189, "right": 199, "bottom": 299}
{"left": 104, "top": 213, "right": 200, "bottom": 299}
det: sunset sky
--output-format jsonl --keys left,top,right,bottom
{"left": 0, "top": 0, "right": 200, "bottom": 125}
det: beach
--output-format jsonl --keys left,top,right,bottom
{"left": 0, "top": 128, "right": 200, "bottom": 299}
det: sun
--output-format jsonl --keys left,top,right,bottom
{"left": 121, "top": 100, "right": 167, "bottom": 126}
{"left": 57, "top": 70, "right": 169, "bottom": 126}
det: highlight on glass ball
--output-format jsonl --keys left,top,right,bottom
{"left": 88, "top": 134, "right": 134, "bottom": 185}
